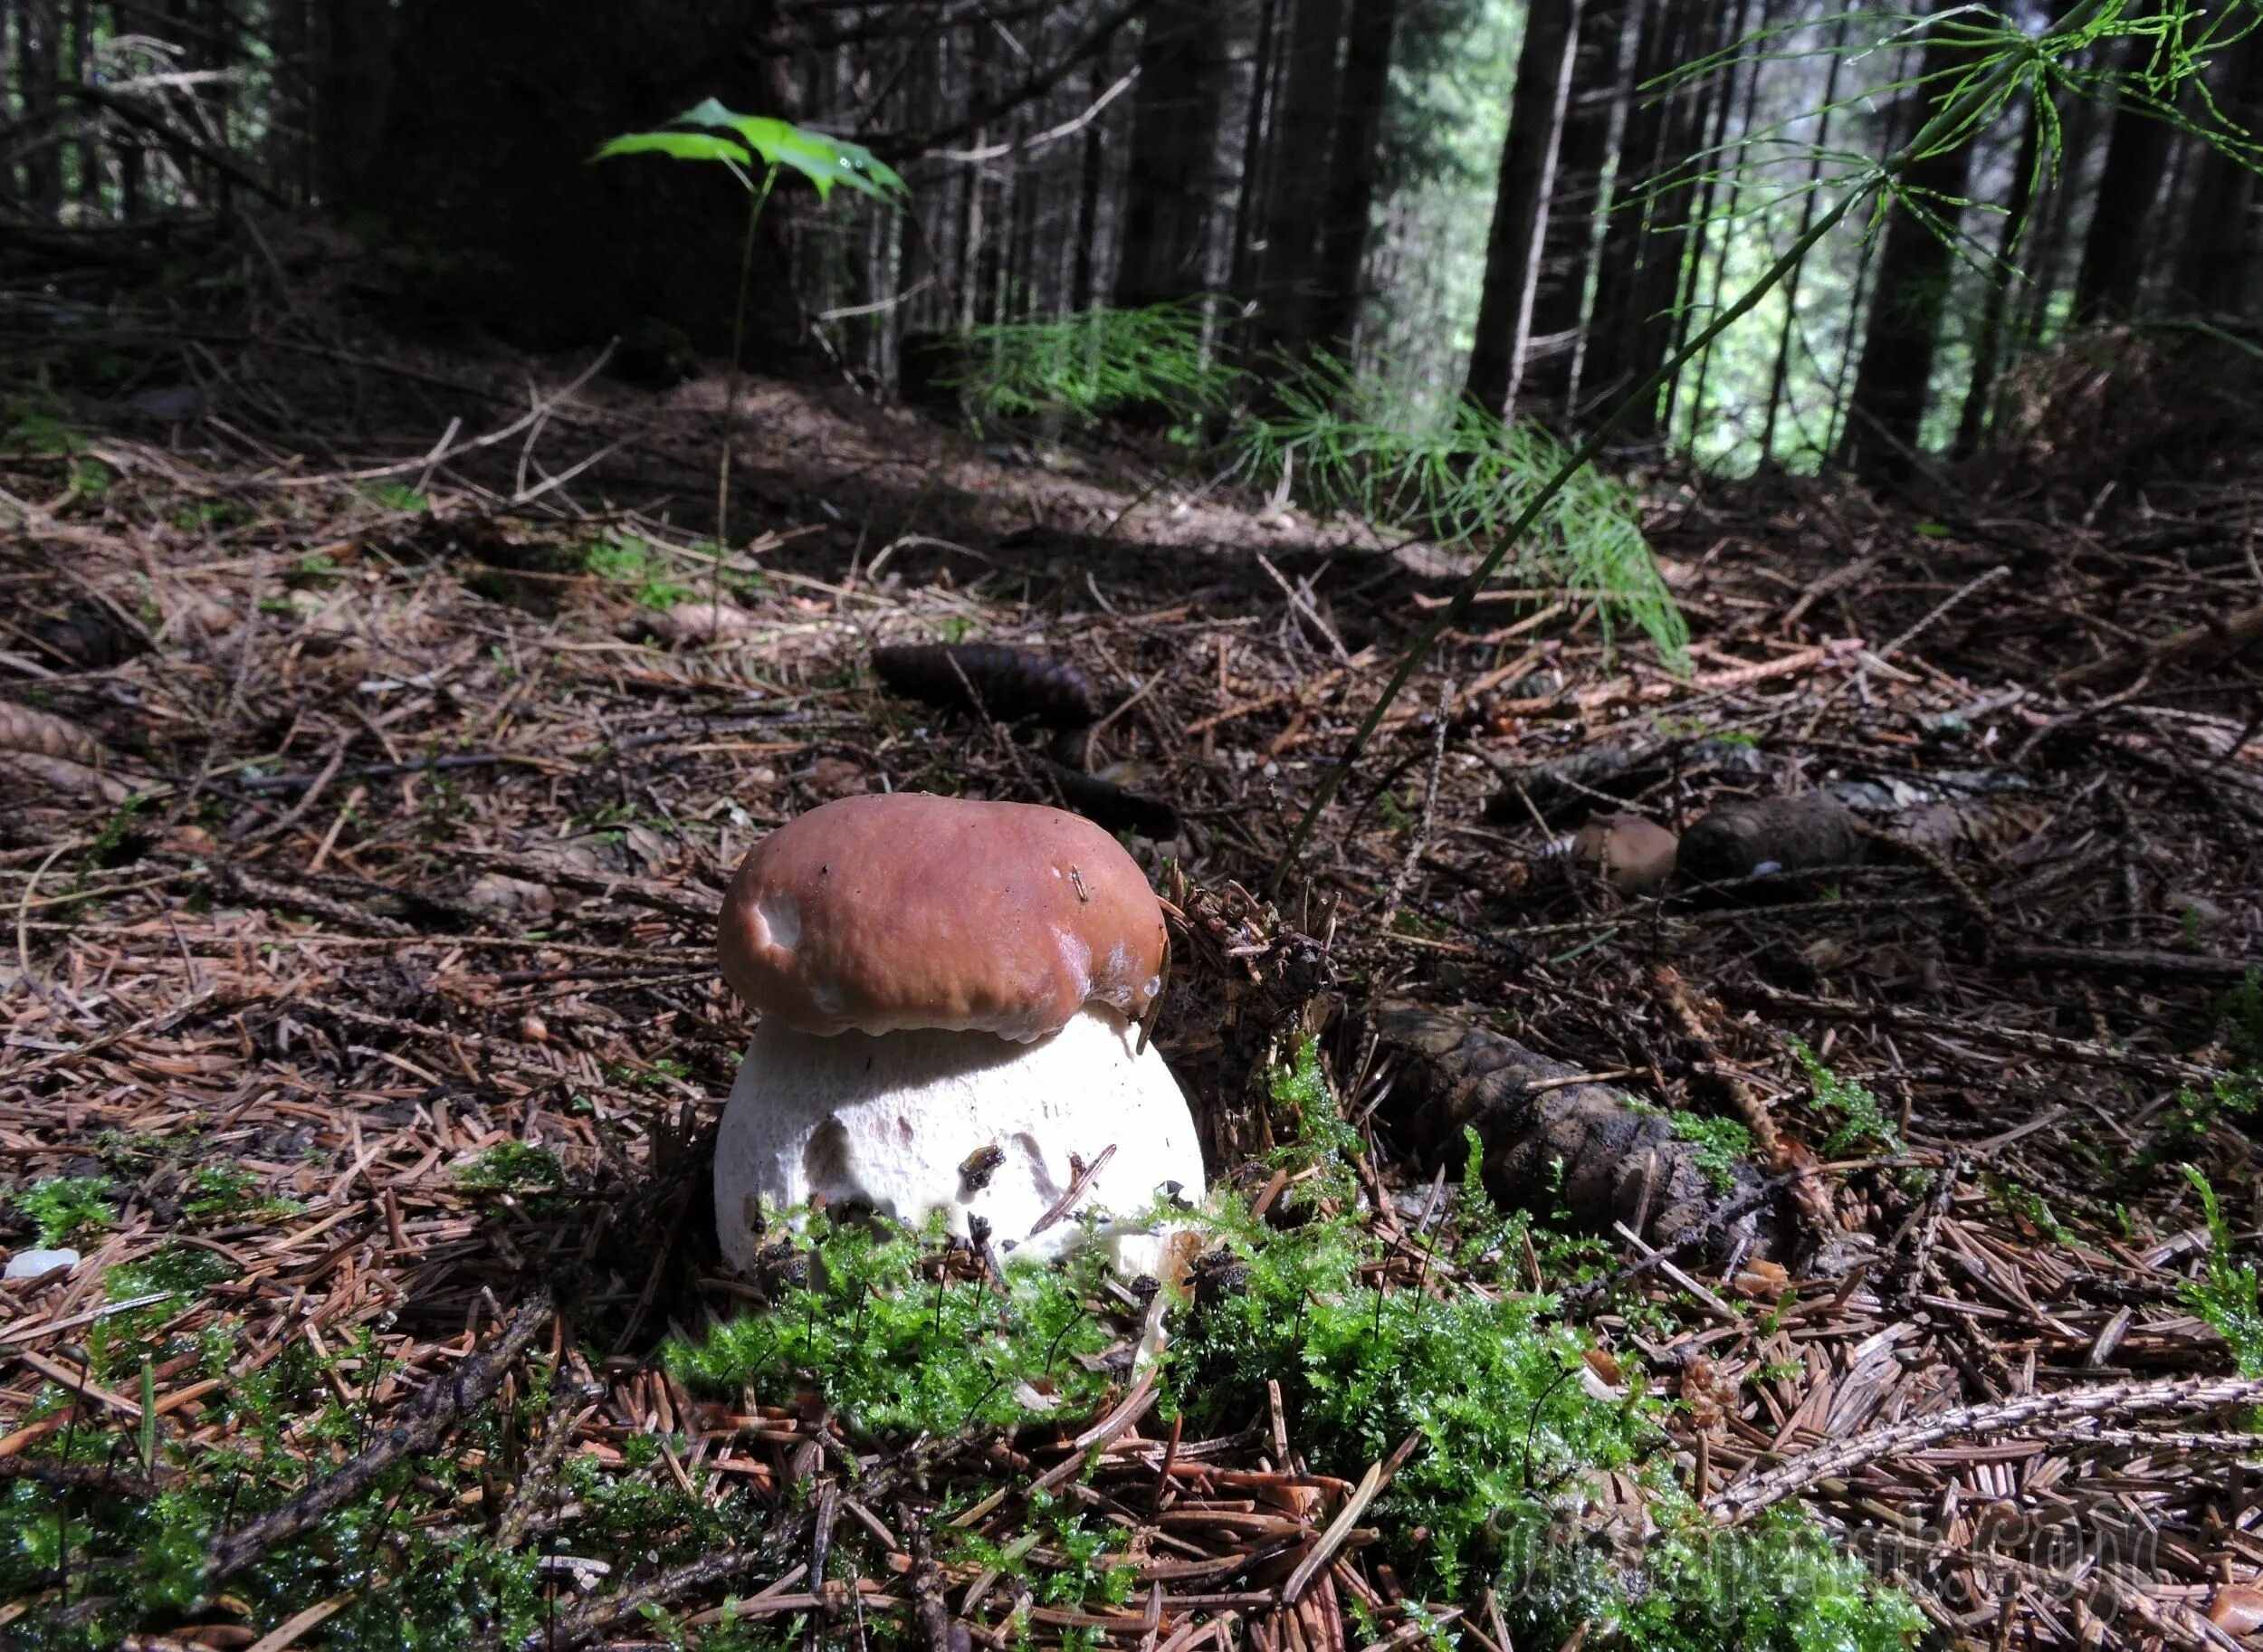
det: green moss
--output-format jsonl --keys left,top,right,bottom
{"left": 453, "top": 1141, "right": 565, "bottom": 1192}
{"left": 11, "top": 1174, "right": 114, "bottom": 1247}
{"left": 667, "top": 1211, "right": 1118, "bottom": 1437}
{"left": 182, "top": 1164, "right": 301, "bottom": 1225}
{"left": 1667, "top": 1113, "right": 1754, "bottom": 1194}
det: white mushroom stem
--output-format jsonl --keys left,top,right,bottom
{"left": 713, "top": 1005, "right": 1205, "bottom": 1275}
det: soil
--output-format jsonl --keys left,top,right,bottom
{"left": 5, "top": 285, "right": 2263, "bottom": 1650}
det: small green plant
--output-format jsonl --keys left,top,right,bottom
{"left": 1238, "top": 350, "right": 1690, "bottom": 671}
{"left": 1267, "top": 1035, "right": 1361, "bottom": 1208}
{"left": 455, "top": 1141, "right": 566, "bottom": 1193}
{"left": 585, "top": 528, "right": 653, "bottom": 580}
{"left": 1993, "top": 1177, "right": 2076, "bottom": 1246}
{"left": 362, "top": 482, "right": 428, "bottom": 513}
{"left": 12, "top": 1174, "right": 114, "bottom": 1246}
{"left": 1669, "top": 1112, "right": 1755, "bottom": 1194}
{"left": 954, "top": 299, "right": 1241, "bottom": 432}
{"left": 1785, "top": 1035, "right": 1904, "bottom": 1158}
{"left": 582, "top": 528, "right": 702, "bottom": 606}
{"left": 66, "top": 456, "right": 112, "bottom": 501}
{"left": 2220, "top": 971, "right": 2263, "bottom": 1065}
{"left": 182, "top": 1163, "right": 300, "bottom": 1225}
{"left": 2180, "top": 1166, "right": 2263, "bottom": 1376}
{"left": 84, "top": 792, "right": 148, "bottom": 871}
{"left": 5, "top": 405, "right": 82, "bottom": 454}
{"left": 597, "top": 101, "right": 906, "bottom": 606}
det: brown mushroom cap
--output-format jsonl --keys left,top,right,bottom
{"left": 719, "top": 793, "right": 1169, "bottom": 1040}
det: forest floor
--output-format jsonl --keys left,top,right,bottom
{"left": 5, "top": 279, "right": 2263, "bottom": 1652}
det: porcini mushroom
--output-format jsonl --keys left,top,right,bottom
{"left": 712, "top": 792, "right": 1205, "bottom": 1275}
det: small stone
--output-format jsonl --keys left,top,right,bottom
{"left": 5, "top": 1247, "right": 80, "bottom": 1281}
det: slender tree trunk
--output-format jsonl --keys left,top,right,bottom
{"left": 1523, "top": 0, "right": 1628, "bottom": 421}
{"left": 1228, "top": 0, "right": 1282, "bottom": 307}
{"left": 1580, "top": 0, "right": 1676, "bottom": 410}
{"left": 203, "top": 0, "right": 233, "bottom": 215}
{"left": 1953, "top": 89, "right": 2043, "bottom": 457}
{"left": 315, "top": 0, "right": 396, "bottom": 207}
{"left": 2171, "top": 21, "right": 2263, "bottom": 314}
{"left": 1666, "top": 0, "right": 1759, "bottom": 441}
{"left": 1303, "top": 0, "right": 1399, "bottom": 352}
{"left": 1840, "top": 15, "right": 1977, "bottom": 481}
{"left": 2073, "top": 4, "right": 2179, "bottom": 322}
{"left": 956, "top": 27, "right": 993, "bottom": 326}
{"left": 1070, "top": 56, "right": 1107, "bottom": 310}
{"left": 1255, "top": 0, "right": 1348, "bottom": 354}
{"left": 1618, "top": 0, "right": 1726, "bottom": 438}
{"left": 18, "top": 0, "right": 63, "bottom": 220}
{"left": 268, "top": 0, "right": 313, "bottom": 203}
{"left": 1114, "top": 0, "right": 1228, "bottom": 309}
{"left": 1758, "top": 18, "right": 1845, "bottom": 460}
{"left": 954, "top": 162, "right": 985, "bottom": 326}
{"left": 1465, "top": 0, "right": 1585, "bottom": 417}
{"left": 1007, "top": 154, "right": 1039, "bottom": 320}
{"left": 69, "top": 0, "right": 97, "bottom": 212}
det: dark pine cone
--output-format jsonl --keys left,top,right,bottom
{"left": 871, "top": 643, "right": 1098, "bottom": 728}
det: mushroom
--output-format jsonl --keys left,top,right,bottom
{"left": 713, "top": 792, "right": 1206, "bottom": 1275}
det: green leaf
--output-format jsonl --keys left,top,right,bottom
{"left": 670, "top": 99, "right": 907, "bottom": 202}
{"left": 591, "top": 129, "right": 756, "bottom": 188}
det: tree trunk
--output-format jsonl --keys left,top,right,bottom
{"left": 1465, "top": 0, "right": 1585, "bottom": 418}
{"left": 200, "top": 0, "right": 234, "bottom": 215}
{"left": 1071, "top": 56, "right": 1108, "bottom": 310}
{"left": 1007, "top": 151, "right": 1039, "bottom": 320}
{"left": 265, "top": 0, "right": 311, "bottom": 203}
{"left": 2073, "top": 5, "right": 2179, "bottom": 323}
{"left": 1523, "top": 0, "right": 1628, "bottom": 421}
{"left": 1839, "top": 18, "right": 1977, "bottom": 482}
{"left": 1758, "top": 17, "right": 1845, "bottom": 460}
{"left": 1303, "top": 0, "right": 1399, "bottom": 353}
{"left": 1227, "top": 0, "right": 1283, "bottom": 308}
{"left": 956, "top": 27, "right": 992, "bottom": 327}
{"left": 17, "top": 0, "right": 63, "bottom": 220}
{"left": 1664, "top": 0, "right": 1758, "bottom": 441}
{"left": 1254, "top": 0, "right": 1348, "bottom": 353}
{"left": 1953, "top": 89, "right": 2044, "bottom": 458}
{"left": 69, "top": 0, "right": 99, "bottom": 212}
{"left": 1113, "top": 0, "right": 1228, "bottom": 310}
{"left": 2170, "top": 21, "right": 2263, "bottom": 315}
{"left": 315, "top": 0, "right": 396, "bottom": 208}
{"left": 1617, "top": 0, "right": 1725, "bottom": 438}
{"left": 1578, "top": 0, "right": 1675, "bottom": 411}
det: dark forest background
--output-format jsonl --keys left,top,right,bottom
{"left": 5, "top": 0, "right": 2259, "bottom": 484}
